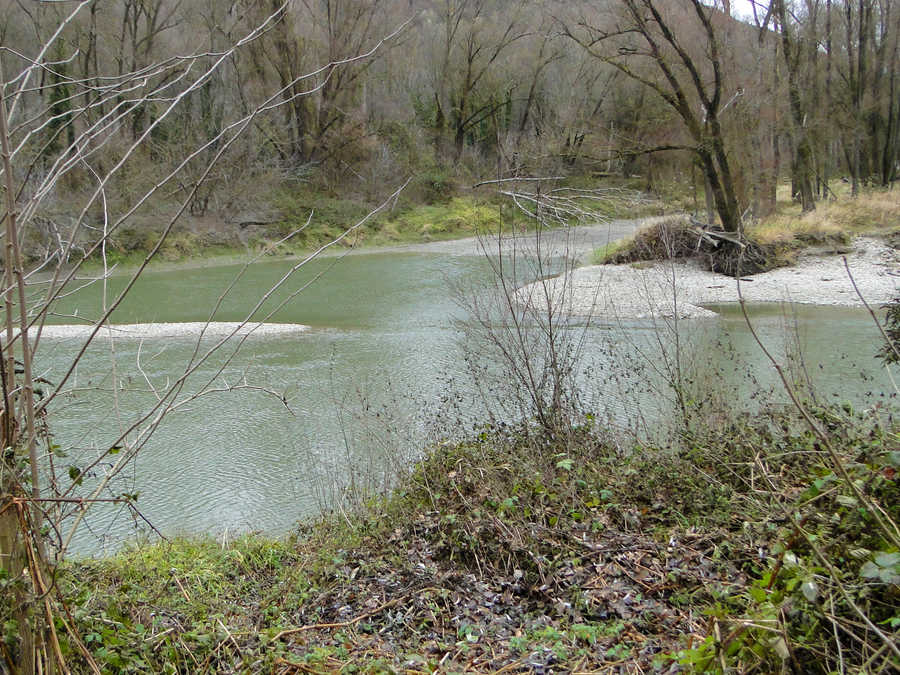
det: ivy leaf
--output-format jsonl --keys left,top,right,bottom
{"left": 861, "top": 556, "right": 900, "bottom": 584}
{"left": 68, "top": 466, "right": 83, "bottom": 486}
{"left": 556, "top": 457, "right": 574, "bottom": 471}
{"left": 874, "top": 552, "right": 900, "bottom": 568}
{"left": 880, "top": 567, "right": 900, "bottom": 584}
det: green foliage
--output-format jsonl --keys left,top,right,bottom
{"left": 61, "top": 535, "right": 307, "bottom": 673}
{"left": 592, "top": 238, "right": 632, "bottom": 264}
{"left": 413, "top": 168, "right": 459, "bottom": 204}
{"left": 377, "top": 196, "right": 503, "bottom": 242}
{"left": 55, "top": 403, "right": 898, "bottom": 673}
{"left": 668, "top": 406, "right": 899, "bottom": 673}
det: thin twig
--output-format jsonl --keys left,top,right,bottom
{"left": 273, "top": 587, "right": 441, "bottom": 641}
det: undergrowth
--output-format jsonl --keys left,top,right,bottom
{"left": 49, "top": 401, "right": 899, "bottom": 673}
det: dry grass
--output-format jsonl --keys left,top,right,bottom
{"left": 748, "top": 188, "right": 900, "bottom": 246}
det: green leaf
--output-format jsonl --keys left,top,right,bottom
{"left": 749, "top": 586, "right": 767, "bottom": 603}
{"left": 836, "top": 494, "right": 858, "bottom": 508}
{"left": 879, "top": 568, "right": 900, "bottom": 584}
{"left": 68, "top": 466, "right": 83, "bottom": 486}
{"left": 860, "top": 561, "right": 880, "bottom": 579}
{"left": 556, "top": 457, "right": 574, "bottom": 471}
{"left": 801, "top": 580, "right": 819, "bottom": 603}
{"left": 769, "top": 636, "right": 790, "bottom": 661}
{"left": 874, "top": 552, "right": 900, "bottom": 568}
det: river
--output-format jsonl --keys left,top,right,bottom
{"left": 32, "top": 228, "right": 894, "bottom": 555}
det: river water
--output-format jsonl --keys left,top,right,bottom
{"left": 34, "top": 242, "right": 894, "bottom": 555}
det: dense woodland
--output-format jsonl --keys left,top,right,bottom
{"left": 1, "top": 0, "right": 899, "bottom": 247}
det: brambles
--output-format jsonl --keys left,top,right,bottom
{"left": 54, "top": 401, "right": 898, "bottom": 673}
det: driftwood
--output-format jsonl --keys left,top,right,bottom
{"left": 688, "top": 216, "right": 745, "bottom": 248}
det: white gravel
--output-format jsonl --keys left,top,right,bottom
{"left": 20, "top": 322, "right": 309, "bottom": 340}
{"left": 517, "top": 237, "right": 899, "bottom": 319}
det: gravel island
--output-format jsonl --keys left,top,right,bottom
{"left": 517, "top": 237, "right": 899, "bottom": 319}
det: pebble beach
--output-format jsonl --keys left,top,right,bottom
{"left": 517, "top": 237, "right": 899, "bottom": 319}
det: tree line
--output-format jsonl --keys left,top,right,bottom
{"left": 1, "top": 0, "right": 898, "bottom": 236}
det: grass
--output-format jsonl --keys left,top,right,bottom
{"left": 74, "top": 192, "right": 510, "bottom": 276}
{"left": 55, "top": 536, "right": 310, "bottom": 672}
{"left": 374, "top": 196, "right": 503, "bottom": 242}
{"left": 746, "top": 187, "right": 900, "bottom": 247}
{"left": 66, "top": 172, "right": 679, "bottom": 272}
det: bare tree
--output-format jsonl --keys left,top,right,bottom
{"left": 429, "top": 0, "right": 530, "bottom": 161}
{"left": 565, "top": 0, "right": 745, "bottom": 232}
{"left": 772, "top": 0, "right": 818, "bottom": 211}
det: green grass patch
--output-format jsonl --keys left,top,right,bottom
{"left": 59, "top": 535, "right": 309, "bottom": 673}
{"left": 267, "top": 189, "right": 509, "bottom": 250}
{"left": 374, "top": 196, "right": 503, "bottom": 243}
{"left": 592, "top": 237, "right": 634, "bottom": 264}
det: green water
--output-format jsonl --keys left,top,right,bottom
{"left": 34, "top": 253, "right": 894, "bottom": 554}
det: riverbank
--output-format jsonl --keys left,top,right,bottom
{"left": 59, "top": 402, "right": 898, "bottom": 673}
{"left": 519, "top": 236, "right": 898, "bottom": 319}
{"left": 73, "top": 184, "right": 664, "bottom": 275}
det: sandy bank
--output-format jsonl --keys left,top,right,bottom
{"left": 18, "top": 322, "right": 309, "bottom": 340}
{"left": 517, "top": 237, "right": 899, "bottom": 319}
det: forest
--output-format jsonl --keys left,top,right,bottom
{"left": 1, "top": 0, "right": 898, "bottom": 255}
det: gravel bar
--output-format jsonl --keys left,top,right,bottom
{"left": 18, "top": 322, "right": 309, "bottom": 340}
{"left": 517, "top": 237, "right": 899, "bottom": 319}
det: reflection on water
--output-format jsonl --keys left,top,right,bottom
{"left": 38, "top": 253, "right": 894, "bottom": 554}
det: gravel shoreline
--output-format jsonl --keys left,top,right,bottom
{"left": 517, "top": 237, "right": 899, "bottom": 319}
{"left": 16, "top": 322, "right": 309, "bottom": 340}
